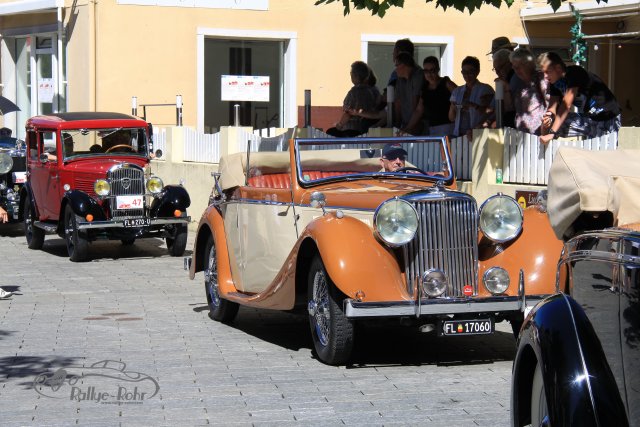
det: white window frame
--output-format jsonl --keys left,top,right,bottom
{"left": 196, "top": 28, "right": 297, "bottom": 132}
{"left": 360, "top": 34, "right": 455, "bottom": 79}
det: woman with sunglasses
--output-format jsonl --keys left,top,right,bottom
{"left": 403, "top": 56, "right": 457, "bottom": 136}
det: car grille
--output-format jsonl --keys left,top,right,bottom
{"left": 108, "top": 165, "right": 145, "bottom": 219}
{"left": 403, "top": 193, "right": 479, "bottom": 297}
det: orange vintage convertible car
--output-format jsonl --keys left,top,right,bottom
{"left": 187, "top": 135, "right": 562, "bottom": 364}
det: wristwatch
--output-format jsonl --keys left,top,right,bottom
{"left": 548, "top": 129, "right": 558, "bottom": 136}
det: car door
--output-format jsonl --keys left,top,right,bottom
{"left": 619, "top": 234, "right": 640, "bottom": 424}
{"left": 29, "top": 130, "right": 60, "bottom": 220}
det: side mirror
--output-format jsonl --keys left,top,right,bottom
{"left": 154, "top": 149, "right": 163, "bottom": 159}
{"left": 39, "top": 153, "right": 49, "bottom": 164}
{"left": 310, "top": 191, "right": 326, "bottom": 212}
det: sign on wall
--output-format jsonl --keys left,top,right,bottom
{"left": 221, "top": 75, "right": 270, "bottom": 102}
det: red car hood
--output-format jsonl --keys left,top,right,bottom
{"left": 63, "top": 156, "right": 149, "bottom": 176}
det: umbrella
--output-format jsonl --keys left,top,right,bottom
{"left": 0, "top": 96, "right": 20, "bottom": 115}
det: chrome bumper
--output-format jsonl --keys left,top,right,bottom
{"left": 77, "top": 217, "right": 190, "bottom": 230}
{"left": 343, "top": 295, "right": 548, "bottom": 318}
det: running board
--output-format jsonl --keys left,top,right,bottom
{"left": 33, "top": 221, "right": 57, "bottom": 233}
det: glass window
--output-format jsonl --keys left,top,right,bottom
{"left": 367, "top": 43, "right": 442, "bottom": 92}
{"left": 204, "top": 38, "right": 284, "bottom": 132}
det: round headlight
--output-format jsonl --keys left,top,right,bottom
{"left": 0, "top": 152, "right": 13, "bottom": 174}
{"left": 483, "top": 267, "right": 510, "bottom": 295}
{"left": 421, "top": 269, "right": 448, "bottom": 297}
{"left": 94, "top": 179, "right": 111, "bottom": 196}
{"left": 374, "top": 198, "right": 419, "bottom": 247}
{"left": 479, "top": 194, "right": 523, "bottom": 242}
{"left": 146, "top": 176, "right": 164, "bottom": 194}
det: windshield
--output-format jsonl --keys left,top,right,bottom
{"left": 0, "top": 137, "right": 19, "bottom": 150}
{"left": 295, "top": 136, "right": 453, "bottom": 185}
{"left": 61, "top": 128, "right": 149, "bottom": 160}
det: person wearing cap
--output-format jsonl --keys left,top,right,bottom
{"left": 380, "top": 143, "right": 407, "bottom": 172}
{"left": 488, "top": 36, "right": 518, "bottom": 56}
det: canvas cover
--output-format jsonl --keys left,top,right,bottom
{"left": 218, "top": 149, "right": 384, "bottom": 191}
{"left": 547, "top": 147, "right": 640, "bottom": 239}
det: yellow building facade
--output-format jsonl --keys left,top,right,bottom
{"left": 0, "top": 0, "right": 638, "bottom": 138}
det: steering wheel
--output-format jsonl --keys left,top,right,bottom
{"left": 394, "top": 166, "right": 429, "bottom": 175}
{"left": 105, "top": 144, "right": 135, "bottom": 153}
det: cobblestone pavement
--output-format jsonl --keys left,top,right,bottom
{"left": 0, "top": 223, "right": 515, "bottom": 426}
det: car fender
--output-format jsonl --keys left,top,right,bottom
{"left": 63, "top": 190, "right": 107, "bottom": 221}
{"left": 20, "top": 182, "right": 36, "bottom": 214}
{"left": 479, "top": 207, "right": 562, "bottom": 296}
{"left": 301, "top": 212, "right": 408, "bottom": 302}
{"left": 512, "top": 293, "right": 627, "bottom": 426}
{"left": 189, "top": 205, "right": 236, "bottom": 296}
{"left": 150, "top": 185, "right": 191, "bottom": 218}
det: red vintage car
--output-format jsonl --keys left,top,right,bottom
{"left": 21, "top": 112, "right": 190, "bottom": 261}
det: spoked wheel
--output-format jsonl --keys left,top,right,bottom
{"left": 307, "top": 256, "right": 354, "bottom": 365}
{"left": 64, "top": 205, "right": 89, "bottom": 262}
{"left": 167, "top": 224, "right": 188, "bottom": 256}
{"left": 203, "top": 235, "right": 238, "bottom": 323}
{"left": 531, "top": 363, "right": 550, "bottom": 427}
{"left": 24, "top": 201, "right": 44, "bottom": 250}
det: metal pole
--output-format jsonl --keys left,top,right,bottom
{"left": 234, "top": 104, "right": 240, "bottom": 127}
{"left": 131, "top": 96, "right": 138, "bottom": 116}
{"left": 494, "top": 80, "right": 504, "bottom": 129}
{"left": 386, "top": 85, "right": 394, "bottom": 128}
{"left": 304, "top": 90, "right": 311, "bottom": 128}
{"left": 176, "top": 95, "right": 183, "bottom": 126}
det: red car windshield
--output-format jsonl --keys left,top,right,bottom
{"left": 61, "top": 128, "right": 149, "bottom": 160}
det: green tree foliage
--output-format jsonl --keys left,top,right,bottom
{"left": 315, "top": 0, "right": 587, "bottom": 16}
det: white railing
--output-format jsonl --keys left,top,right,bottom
{"left": 449, "top": 135, "right": 472, "bottom": 181}
{"left": 152, "top": 127, "right": 167, "bottom": 157}
{"left": 183, "top": 127, "right": 221, "bottom": 163}
{"left": 503, "top": 128, "right": 618, "bottom": 185}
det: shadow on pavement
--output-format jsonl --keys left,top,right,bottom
{"left": 211, "top": 307, "right": 516, "bottom": 366}
{"left": 0, "top": 355, "right": 83, "bottom": 389}
{"left": 38, "top": 237, "right": 191, "bottom": 262}
{"left": 0, "top": 223, "right": 24, "bottom": 237}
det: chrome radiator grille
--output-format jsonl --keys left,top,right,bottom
{"left": 404, "top": 195, "right": 479, "bottom": 297}
{"left": 108, "top": 165, "right": 145, "bottom": 219}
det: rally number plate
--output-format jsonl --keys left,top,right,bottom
{"left": 116, "top": 195, "right": 144, "bottom": 210}
{"left": 123, "top": 218, "right": 150, "bottom": 228}
{"left": 440, "top": 319, "right": 493, "bottom": 336}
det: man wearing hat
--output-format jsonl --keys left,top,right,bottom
{"left": 380, "top": 143, "right": 408, "bottom": 172}
{"left": 488, "top": 36, "right": 518, "bottom": 55}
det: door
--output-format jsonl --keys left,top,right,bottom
{"left": 620, "top": 235, "right": 640, "bottom": 423}
{"left": 29, "top": 130, "right": 60, "bottom": 220}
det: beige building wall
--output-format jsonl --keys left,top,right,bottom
{"left": 60, "top": 0, "right": 526, "bottom": 127}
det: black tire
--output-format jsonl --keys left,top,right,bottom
{"left": 64, "top": 205, "right": 89, "bottom": 262}
{"left": 203, "top": 235, "right": 238, "bottom": 323}
{"left": 167, "top": 224, "right": 188, "bottom": 257}
{"left": 531, "top": 363, "right": 549, "bottom": 426}
{"left": 121, "top": 238, "right": 136, "bottom": 246}
{"left": 24, "top": 200, "right": 45, "bottom": 250}
{"left": 307, "top": 256, "right": 354, "bottom": 365}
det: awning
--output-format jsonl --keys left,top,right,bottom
{"left": 0, "top": 0, "right": 63, "bottom": 16}
{"left": 520, "top": 0, "right": 640, "bottom": 22}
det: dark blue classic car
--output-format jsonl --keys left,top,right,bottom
{"left": 511, "top": 147, "right": 640, "bottom": 426}
{"left": 0, "top": 136, "right": 26, "bottom": 222}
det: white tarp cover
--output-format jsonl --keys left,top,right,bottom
{"left": 547, "top": 147, "right": 640, "bottom": 239}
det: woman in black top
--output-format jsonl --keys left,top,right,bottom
{"left": 404, "top": 56, "right": 457, "bottom": 136}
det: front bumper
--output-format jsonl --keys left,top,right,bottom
{"left": 77, "top": 217, "right": 190, "bottom": 230}
{"left": 344, "top": 295, "right": 548, "bottom": 318}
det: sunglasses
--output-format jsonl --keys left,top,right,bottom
{"left": 383, "top": 155, "right": 406, "bottom": 161}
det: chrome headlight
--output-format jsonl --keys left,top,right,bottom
{"left": 146, "top": 176, "right": 164, "bottom": 194}
{"left": 374, "top": 198, "right": 419, "bottom": 247}
{"left": 483, "top": 267, "right": 510, "bottom": 295}
{"left": 0, "top": 152, "right": 13, "bottom": 174}
{"left": 421, "top": 269, "right": 448, "bottom": 297}
{"left": 94, "top": 179, "right": 111, "bottom": 196}
{"left": 479, "top": 194, "right": 523, "bottom": 243}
